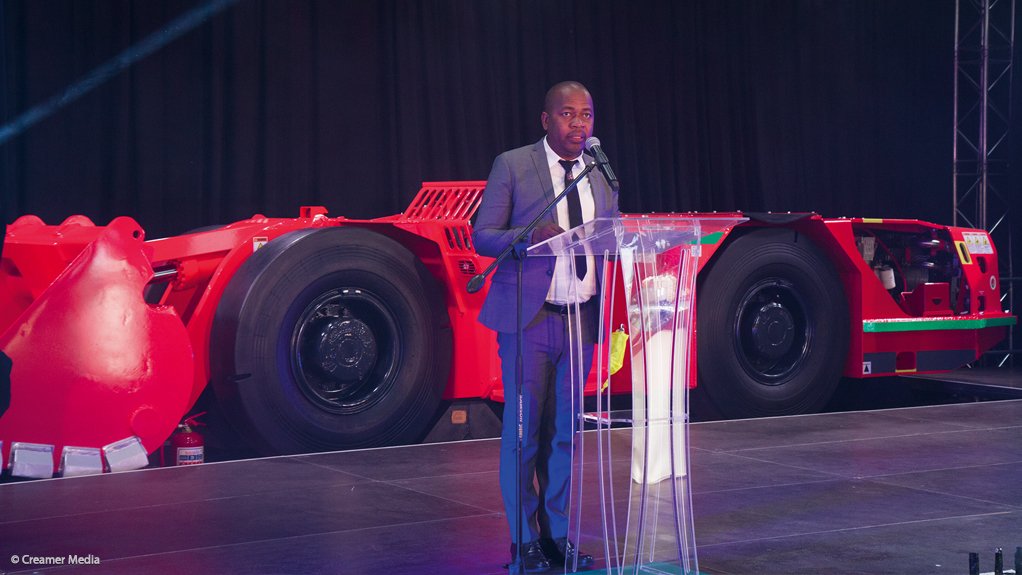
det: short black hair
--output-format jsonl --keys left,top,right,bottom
{"left": 543, "top": 81, "right": 591, "bottom": 113}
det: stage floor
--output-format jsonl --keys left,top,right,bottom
{"left": 3, "top": 399, "right": 1022, "bottom": 574}
{"left": 911, "top": 364, "right": 1022, "bottom": 397}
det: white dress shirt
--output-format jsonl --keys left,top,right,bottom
{"left": 542, "top": 137, "right": 597, "bottom": 305}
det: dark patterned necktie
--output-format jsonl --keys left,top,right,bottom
{"left": 558, "top": 159, "right": 586, "bottom": 280}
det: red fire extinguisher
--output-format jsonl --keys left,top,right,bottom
{"left": 169, "top": 412, "right": 205, "bottom": 466}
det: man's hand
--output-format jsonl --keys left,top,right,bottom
{"left": 531, "top": 223, "right": 565, "bottom": 245}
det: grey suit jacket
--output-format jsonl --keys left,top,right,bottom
{"left": 473, "top": 138, "right": 621, "bottom": 334}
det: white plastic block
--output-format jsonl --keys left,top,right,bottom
{"left": 10, "top": 442, "right": 55, "bottom": 479}
{"left": 102, "top": 436, "right": 149, "bottom": 472}
{"left": 59, "top": 446, "right": 104, "bottom": 477}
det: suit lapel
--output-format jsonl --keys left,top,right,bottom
{"left": 584, "top": 153, "right": 610, "bottom": 218}
{"left": 530, "top": 139, "right": 557, "bottom": 224}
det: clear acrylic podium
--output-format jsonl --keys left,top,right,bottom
{"left": 528, "top": 215, "right": 744, "bottom": 575}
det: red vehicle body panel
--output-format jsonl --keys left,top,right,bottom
{"left": 0, "top": 217, "right": 194, "bottom": 469}
{"left": 0, "top": 182, "right": 1014, "bottom": 471}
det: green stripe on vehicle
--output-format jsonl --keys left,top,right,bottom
{"left": 700, "top": 231, "right": 723, "bottom": 244}
{"left": 863, "top": 316, "right": 1017, "bottom": 333}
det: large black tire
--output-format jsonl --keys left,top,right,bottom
{"left": 210, "top": 227, "right": 452, "bottom": 454}
{"left": 696, "top": 228, "right": 849, "bottom": 418}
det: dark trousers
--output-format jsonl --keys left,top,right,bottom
{"left": 498, "top": 306, "right": 595, "bottom": 544}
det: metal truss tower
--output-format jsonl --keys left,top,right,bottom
{"left": 953, "top": 0, "right": 1016, "bottom": 364}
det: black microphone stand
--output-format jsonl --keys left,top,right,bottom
{"left": 466, "top": 160, "right": 597, "bottom": 574}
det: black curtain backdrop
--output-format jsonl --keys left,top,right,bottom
{"left": 0, "top": 0, "right": 1019, "bottom": 240}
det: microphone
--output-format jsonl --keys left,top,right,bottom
{"left": 466, "top": 273, "right": 486, "bottom": 294}
{"left": 585, "top": 137, "right": 620, "bottom": 191}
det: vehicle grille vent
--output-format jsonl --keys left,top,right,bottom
{"left": 401, "top": 182, "right": 486, "bottom": 221}
{"left": 444, "top": 225, "right": 474, "bottom": 252}
{"left": 458, "top": 260, "right": 477, "bottom": 275}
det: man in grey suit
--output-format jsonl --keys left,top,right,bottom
{"left": 474, "top": 81, "right": 620, "bottom": 573}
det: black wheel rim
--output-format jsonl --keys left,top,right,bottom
{"left": 290, "top": 287, "right": 401, "bottom": 413}
{"left": 732, "top": 278, "right": 812, "bottom": 384}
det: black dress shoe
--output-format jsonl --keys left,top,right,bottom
{"left": 541, "top": 537, "right": 594, "bottom": 569}
{"left": 508, "top": 540, "right": 551, "bottom": 573}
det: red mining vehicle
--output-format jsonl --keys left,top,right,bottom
{"left": 0, "top": 181, "right": 1014, "bottom": 476}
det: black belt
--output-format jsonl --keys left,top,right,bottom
{"left": 543, "top": 300, "right": 592, "bottom": 315}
